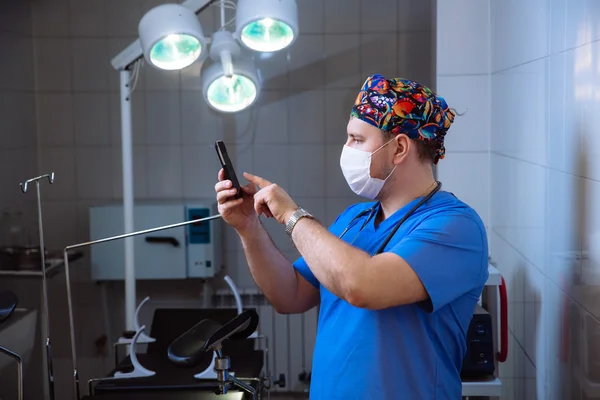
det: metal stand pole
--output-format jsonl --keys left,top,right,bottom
{"left": 0, "top": 345, "right": 23, "bottom": 400}
{"left": 213, "top": 347, "right": 257, "bottom": 400}
{"left": 119, "top": 69, "right": 136, "bottom": 332}
{"left": 20, "top": 173, "right": 55, "bottom": 400}
{"left": 63, "top": 214, "right": 222, "bottom": 399}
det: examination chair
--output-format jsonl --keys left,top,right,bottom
{"left": 86, "top": 308, "right": 264, "bottom": 399}
{"left": 0, "top": 290, "right": 24, "bottom": 400}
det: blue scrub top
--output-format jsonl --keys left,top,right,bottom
{"left": 293, "top": 191, "right": 489, "bottom": 400}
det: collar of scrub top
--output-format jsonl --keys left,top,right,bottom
{"left": 338, "top": 181, "right": 443, "bottom": 255}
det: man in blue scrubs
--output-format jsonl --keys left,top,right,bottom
{"left": 215, "top": 74, "right": 489, "bottom": 399}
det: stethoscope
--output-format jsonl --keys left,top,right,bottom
{"left": 339, "top": 181, "right": 442, "bottom": 255}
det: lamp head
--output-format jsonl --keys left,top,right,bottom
{"left": 235, "top": 0, "right": 298, "bottom": 53}
{"left": 139, "top": 3, "right": 207, "bottom": 70}
{"left": 202, "top": 56, "right": 261, "bottom": 113}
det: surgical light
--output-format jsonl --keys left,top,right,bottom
{"left": 235, "top": 0, "right": 298, "bottom": 53}
{"left": 202, "top": 31, "right": 260, "bottom": 113}
{"left": 105, "top": 2, "right": 292, "bottom": 396}
{"left": 138, "top": 3, "right": 207, "bottom": 70}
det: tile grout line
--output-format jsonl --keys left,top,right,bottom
{"left": 491, "top": 151, "right": 600, "bottom": 184}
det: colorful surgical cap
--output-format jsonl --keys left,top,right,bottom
{"left": 350, "top": 74, "right": 456, "bottom": 164}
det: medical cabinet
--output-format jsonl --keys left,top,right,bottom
{"left": 89, "top": 203, "right": 222, "bottom": 280}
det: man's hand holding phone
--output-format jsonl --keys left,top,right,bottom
{"left": 214, "top": 168, "right": 262, "bottom": 232}
{"left": 214, "top": 140, "right": 273, "bottom": 232}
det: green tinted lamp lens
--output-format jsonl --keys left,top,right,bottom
{"left": 150, "top": 33, "right": 202, "bottom": 70}
{"left": 240, "top": 18, "right": 294, "bottom": 52}
{"left": 207, "top": 75, "right": 258, "bottom": 113}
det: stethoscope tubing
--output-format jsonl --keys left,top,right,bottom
{"left": 338, "top": 181, "right": 442, "bottom": 255}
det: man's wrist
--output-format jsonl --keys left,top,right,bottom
{"left": 289, "top": 212, "right": 314, "bottom": 239}
{"left": 236, "top": 217, "right": 261, "bottom": 237}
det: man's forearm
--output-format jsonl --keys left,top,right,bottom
{"left": 237, "top": 220, "right": 299, "bottom": 313}
{"left": 290, "top": 217, "right": 369, "bottom": 302}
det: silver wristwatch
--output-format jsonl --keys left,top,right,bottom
{"left": 285, "top": 208, "right": 313, "bottom": 237}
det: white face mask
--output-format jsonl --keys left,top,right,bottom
{"left": 340, "top": 138, "right": 397, "bottom": 199}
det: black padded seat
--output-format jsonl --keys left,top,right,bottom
{"left": 168, "top": 309, "right": 259, "bottom": 368}
{"left": 0, "top": 291, "right": 18, "bottom": 324}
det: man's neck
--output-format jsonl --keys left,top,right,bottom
{"left": 377, "top": 173, "right": 437, "bottom": 222}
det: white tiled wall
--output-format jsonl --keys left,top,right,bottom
{"left": 0, "top": 2, "right": 45, "bottom": 399}
{"left": 0, "top": 8, "right": 39, "bottom": 245}
{"left": 492, "top": 0, "right": 600, "bottom": 397}
{"left": 435, "top": 0, "right": 491, "bottom": 228}
{"left": 438, "top": 0, "right": 600, "bottom": 398}
{"left": 3, "top": 0, "right": 437, "bottom": 397}
{"left": 0, "top": 0, "right": 38, "bottom": 221}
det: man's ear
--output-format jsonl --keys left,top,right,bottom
{"left": 393, "top": 134, "right": 410, "bottom": 164}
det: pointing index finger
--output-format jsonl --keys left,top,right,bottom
{"left": 243, "top": 172, "right": 272, "bottom": 189}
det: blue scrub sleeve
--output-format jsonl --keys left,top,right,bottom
{"left": 293, "top": 257, "right": 320, "bottom": 289}
{"left": 390, "top": 213, "right": 487, "bottom": 313}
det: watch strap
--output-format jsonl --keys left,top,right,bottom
{"left": 285, "top": 208, "right": 313, "bottom": 237}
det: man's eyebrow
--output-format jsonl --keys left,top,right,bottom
{"left": 348, "top": 133, "right": 364, "bottom": 139}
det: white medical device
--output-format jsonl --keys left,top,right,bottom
{"left": 89, "top": 203, "right": 222, "bottom": 280}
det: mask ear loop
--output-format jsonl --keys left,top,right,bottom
{"left": 366, "top": 136, "right": 397, "bottom": 180}
{"left": 382, "top": 165, "right": 397, "bottom": 181}
{"left": 374, "top": 135, "right": 400, "bottom": 181}
{"left": 372, "top": 136, "right": 397, "bottom": 155}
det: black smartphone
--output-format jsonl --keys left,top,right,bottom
{"left": 215, "top": 140, "right": 242, "bottom": 199}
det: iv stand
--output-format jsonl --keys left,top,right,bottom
{"left": 20, "top": 173, "right": 56, "bottom": 400}
{"left": 62, "top": 213, "right": 223, "bottom": 400}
